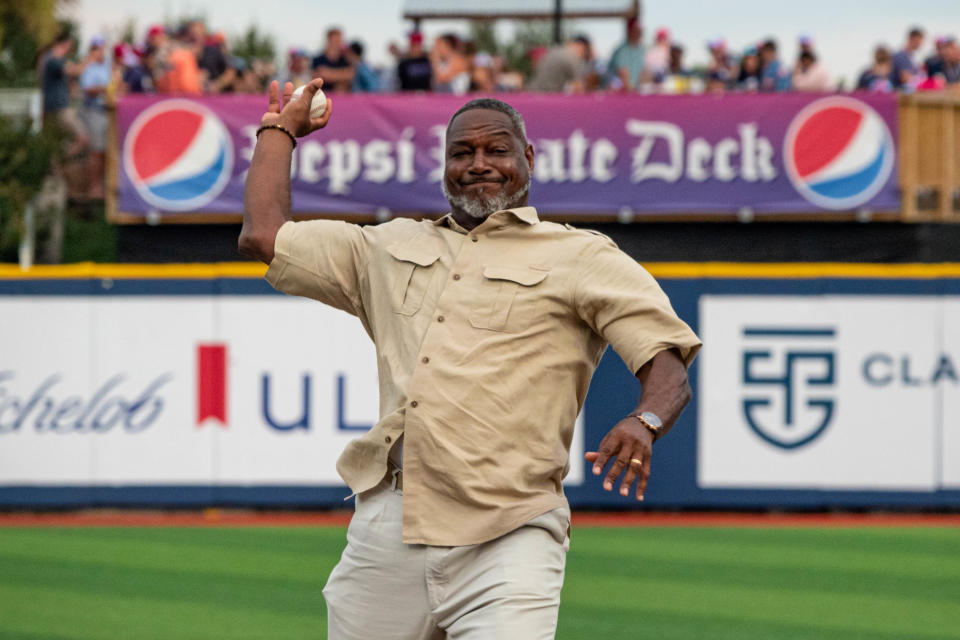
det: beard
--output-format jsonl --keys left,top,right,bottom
{"left": 442, "top": 179, "right": 530, "bottom": 220}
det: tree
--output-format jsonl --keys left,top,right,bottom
{"left": 231, "top": 24, "right": 276, "bottom": 67}
{"left": 467, "top": 19, "right": 559, "bottom": 80}
{"left": 0, "top": 0, "right": 69, "bottom": 87}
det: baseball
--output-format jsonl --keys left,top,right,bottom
{"left": 291, "top": 84, "right": 327, "bottom": 118}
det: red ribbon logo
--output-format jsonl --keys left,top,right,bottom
{"left": 197, "top": 344, "right": 228, "bottom": 427}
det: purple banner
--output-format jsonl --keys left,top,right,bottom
{"left": 115, "top": 93, "right": 899, "bottom": 219}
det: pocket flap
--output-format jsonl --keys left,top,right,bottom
{"left": 482, "top": 266, "right": 549, "bottom": 287}
{"left": 386, "top": 243, "right": 441, "bottom": 267}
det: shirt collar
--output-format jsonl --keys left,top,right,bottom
{"left": 433, "top": 207, "right": 540, "bottom": 232}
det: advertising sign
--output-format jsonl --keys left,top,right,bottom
{"left": 698, "top": 296, "right": 953, "bottom": 490}
{"left": 2, "top": 265, "right": 958, "bottom": 508}
{"left": 0, "top": 294, "right": 585, "bottom": 489}
{"left": 114, "top": 93, "right": 899, "bottom": 219}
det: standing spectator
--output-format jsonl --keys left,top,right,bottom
{"left": 79, "top": 36, "right": 110, "bottom": 199}
{"left": 430, "top": 34, "right": 470, "bottom": 94}
{"left": 662, "top": 45, "right": 693, "bottom": 93}
{"left": 41, "top": 33, "right": 90, "bottom": 157}
{"left": 857, "top": 46, "right": 894, "bottom": 92}
{"left": 736, "top": 47, "right": 762, "bottom": 92}
{"left": 607, "top": 17, "right": 644, "bottom": 91}
{"left": 643, "top": 27, "right": 671, "bottom": 84}
{"left": 892, "top": 26, "right": 925, "bottom": 90}
{"left": 113, "top": 43, "right": 151, "bottom": 93}
{"left": 469, "top": 51, "right": 498, "bottom": 92}
{"left": 284, "top": 48, "right": 312, "bottom": 88}
{"left": 528, "top": 35, "right": 591, "bottom": 92}
{"left": 706, "top": 38, "right": 737, "bottom": 91}
{"left": 347, "top": 41, "right": 380, "bottom": 92}
{"left": 154, "top": 27, "right": 202, "bottom": 93}
{"left": 312, "top": 28, "right": 354, "bottom": 93}
{"left": 925, "top": 36, "right": 949, "bottom": 77}
{"left": 199, "top": 32, "right": 232, "bottom": 93}
{"left": 397, "top": 32, "right": 432, "bottom": 92}
{"left": 791, "top": 51, "right": 832, "bottom": 91}
{"left": 759, "top": 39, "right": 791, "bottom": 91}
{"left": 942, "top": 38, "right": 960, "bottom": 85}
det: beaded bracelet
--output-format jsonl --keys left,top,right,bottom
{"left": 255, "top": 123, "right": 297, "bottom": 149}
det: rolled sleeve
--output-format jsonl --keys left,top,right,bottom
{"left": 574, "top": 238, "right": 701, "bottom": 374}
{"left": 265, "top": 219, "right": 368, "bottom": 317}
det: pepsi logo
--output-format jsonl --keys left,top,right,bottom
{"left": 123, "top": 100, "right": 234, "bottom": 211}
{"left": 783, "top": 97, "right": 894, "bottom": 210}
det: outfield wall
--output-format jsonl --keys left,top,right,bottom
{"left": 1, "top": 263, "right": 958, "bottom": 509}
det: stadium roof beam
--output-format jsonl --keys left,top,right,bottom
{"left": 402, "top": 0, "right": 641, "bottom": 44}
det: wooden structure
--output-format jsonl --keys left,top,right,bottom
{"left": 402, "top": 0, "right": 640, "bottom": 43}
{"left": 900, "top": 91, "right": 960, "bottom": 221}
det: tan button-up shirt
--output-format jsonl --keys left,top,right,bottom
{"left": 266, "top": 207, "right": 701, "bottom": 546}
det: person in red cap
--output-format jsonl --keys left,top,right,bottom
{"left": 397, "top": 31, "right": 432, "bottom": 91}
{"left": 607, "top": 16, "right": 644, "bottom": 90}
{"left": 643, "top": 27, "right": 671, "bottom": 84}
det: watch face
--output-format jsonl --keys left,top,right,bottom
{"left": 640, "top": 411, "right": 663, "bottom": 429}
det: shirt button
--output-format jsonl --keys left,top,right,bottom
{"left": 410, "top": 400, "right": 418, "bottom": 408}
{"left": 437, "top": 315, "right": 445, "bottom": 323}
{"left": 421, "top": 356, "right": 430, "bottom": 364}
{"left": 385, "top": 435, "right": 392, "bottom": 443}
{"left": 452, "top": 274, "right": 461, "bottom": 281}
{"left": 471, "top": 236, "right": 479, "bottom": 243}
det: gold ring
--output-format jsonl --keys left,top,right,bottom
{"left": 630, "top": 458, "right": 643, "bottom": 468}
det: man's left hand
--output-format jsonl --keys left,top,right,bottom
{"left": 585, "top": 417, "right": 654, "bottom": 501}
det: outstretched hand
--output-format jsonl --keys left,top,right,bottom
{"left": 585, "top": 416, "right": 654, "bottom": 501}
{"left": 260, "top": 78, "right": 333, "bottom": 138}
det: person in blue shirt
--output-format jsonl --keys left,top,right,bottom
{"left": 607, "top": 17, "right": 644, "bottom": 91}
{"left": 79, "top": 36, "right": 111, "bottom": 199}
{"left": 759, "top": 39, "right": 791, "bottom": 92}
{"left": 348, "top": 41, "right": 380, "bottom": 92}
{"left": 892, "top": 26, "right": 925, "bottom": 90}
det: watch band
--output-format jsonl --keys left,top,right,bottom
{"left": 629, "top": 413, "right": 662, "bottom": 441}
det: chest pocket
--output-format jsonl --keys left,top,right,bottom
{"left": 386, "top": 243, "right": 442, "bottom": 316}
{"left": 468, "top": 266, "right": 550, "bottom": 332}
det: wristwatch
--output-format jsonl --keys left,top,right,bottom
{"left": 631, "top": 411, "right": 664, "bottom": 441}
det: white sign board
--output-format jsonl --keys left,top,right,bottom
{"left": 0, "top": 296, "right": 584, "bottom": 487}
{"left": 699, "top": 296, "right": 957, "bottom": 491}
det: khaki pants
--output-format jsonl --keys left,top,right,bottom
{"left": 322, "top": 480, "right": 569, "bottom": 639}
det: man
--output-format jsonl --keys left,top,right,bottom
{"left": 892, "top": 26, "right": 925, "bottom": 90}
{"left": 607, "top": 17, "right": 644, "bottom": 91}
{"left": 528, "top": 35, "right": 591, "bottom": 92}
{"left": 396, "top": 31, "right": 432, "bottom": 92}
{"left": 41, "top": 32, "right": 90, "bottom": 157}
{"left": 78, "top": 37, "right": 111, "bottom": 199}
{"left": 241, "top": 79, "right": 701, "bottom": 638}
{"left": 312, "top": 28, "right": 354, "bottom": 92}
{"left": 346, "top": 41, "right": 379, "bottom": 92}
{"left": 759, "top": 39, "right": 791, "bottom": 92}
{"left": 942, "top": 38, "right": 960, "bottom": 85}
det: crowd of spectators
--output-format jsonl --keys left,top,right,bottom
{"left": 36, "top": 19, "right": 960, "bottom": 199}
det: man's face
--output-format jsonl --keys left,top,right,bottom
{"left": 442, "top": 109, "right": 534, "bottom": 220}
{"left": 909, "top": 33, "right": 924, "bottom": 50}
{"left": 327, "top": 31, "right": 342, "bottom": 51}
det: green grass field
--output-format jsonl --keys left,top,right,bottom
{"left": 1, "top": 525, "right": 958, "bottom": 639}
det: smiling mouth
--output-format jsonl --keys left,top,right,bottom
{"left": 463, "top": 180, "right": 504, "bottom": 188}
